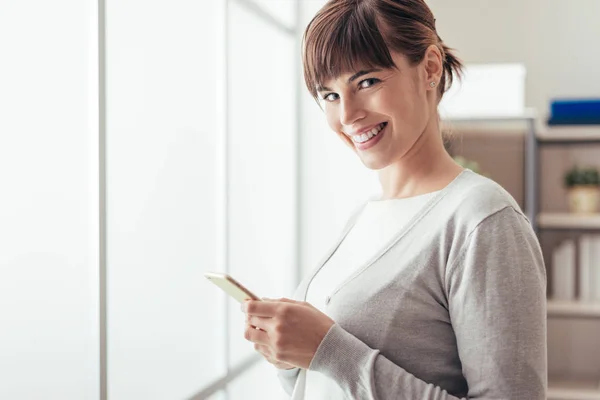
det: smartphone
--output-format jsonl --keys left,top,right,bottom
{"left": 204, "top": 272, "right": 261, "bottom": 303}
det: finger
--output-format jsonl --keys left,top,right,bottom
{"left": 247, "top": 315, "right": 272, "bottom": 332}
{"left": 254, "top": 343, "right": 279, "bottom": 365}
{"left": 244, "top": 323, "right": 270, "bottom": 344}
{"left": 243, "top": 299, "right": 279, "bottom": 317}
{"left": 254, "top": 343, "right": 272, "bottom": 357}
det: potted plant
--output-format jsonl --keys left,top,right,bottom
{"left": 564, "top": 166, "right": 600, "bottom": 214}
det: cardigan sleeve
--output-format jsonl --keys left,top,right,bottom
{"left": 307, "top": 207, "right": 547, "bottom": 399}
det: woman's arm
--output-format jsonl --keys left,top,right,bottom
{"left": 308, "top": 207, "right": 547, "bottom": 399}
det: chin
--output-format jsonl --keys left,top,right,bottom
{"left": 359, "top": 155, "right": 390, "bottom": 171}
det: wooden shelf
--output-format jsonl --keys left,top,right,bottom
{"left": 537, "top": 126, "right": 600, "bottom": 144}
{"left": 548, "top": 377, "right": 600, "bottom": 400}
{"left": 442, "top": 110, "right": 537, "bottom": 124}
{"left": 538, "top": 213, "right": 600, "bottom": 230}
{"left": 548, "top": 301, "right": 600, "bottom": 318}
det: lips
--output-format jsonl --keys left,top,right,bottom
{"left": 351, "top": 122, "right": 388, "bottom": 151}
{"left": 350, "top": 122, "right": 387, "bottom": 144}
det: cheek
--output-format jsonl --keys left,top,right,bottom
{"left": 325, "top": 107, "right": 355, "bottom": 149}
{"left": 325, "top": 107, "right": 339, "bottom": 131}
{"left": 390, "top": 88, "right": 427, "bottom": 127}
{"left": 324, "top": 108, "right": 342, "bottom": 136}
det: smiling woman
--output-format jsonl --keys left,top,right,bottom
{"left": 241, "top": 1, "right": 548, "bottom": 399}
{"left": 303, "top": 0, "right": 463, "bottom": 173}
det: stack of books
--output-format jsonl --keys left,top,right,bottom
{"left": 552, "top": 236, "right": 600, "bottom": 301}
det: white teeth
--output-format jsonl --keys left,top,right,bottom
{"left": 351, "top": 123, "right": 386, "bottom": 144}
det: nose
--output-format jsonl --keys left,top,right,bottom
{"left": 339, "top": 97, "right": 366, "bottom": 127}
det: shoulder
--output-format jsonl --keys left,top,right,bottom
{"left": 434, "top": 170, "right": 534, "bottom": 261}
{"left": 445, "top": 170, "right": 526, "bottom": 229}
{"left": 443, "top": 173, "right": 545, "bottom": 285}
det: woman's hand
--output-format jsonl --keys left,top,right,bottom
{"left": 242, "top": 298, "right": 335, "bottom": 369}
{"left": 253, "top": 342, "right": 296, "bottom": 370}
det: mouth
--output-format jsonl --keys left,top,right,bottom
{"left": 350, "top": 122, "right": 388, "bottom": 149}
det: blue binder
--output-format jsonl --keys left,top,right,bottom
{"left": 548, "top": 99, "right": 600, "bottom": 125}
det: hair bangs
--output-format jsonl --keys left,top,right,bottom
{"left": 303, "top": 2, "right": 396, "bottom": 100}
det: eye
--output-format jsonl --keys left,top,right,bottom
{"left": 359, "top": 78, "right": 380, "bottom": 89}
{"left": 322, "top": 93, "right": 339, "bottom": 102}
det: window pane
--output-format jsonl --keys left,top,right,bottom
{"left": 250, "top": 0, "right": 296, "bottom": 30}
{"left": 206, "top": 390, "right": 226, "bottom": 400}
{"left": 0, "top": 1, "right": 99, "bottom": 398}
{"left": 106, "top": 0, "right": 225, "bottom": 398}
{"left": 227, "top": 1, "right": 297, "bottom": 368}
{"left": 228, "top": 360, "right": 289, "bottom": 400}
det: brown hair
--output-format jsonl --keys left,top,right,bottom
{"left": 302, "top": 0, "right": 463, "bottom": 101}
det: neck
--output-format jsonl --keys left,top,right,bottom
{"left": 377, "top": 117, "right": 463, "bottom": 200}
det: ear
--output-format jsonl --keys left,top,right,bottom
{"left": 423, "top": 44, "right": 443, "bottom": 90}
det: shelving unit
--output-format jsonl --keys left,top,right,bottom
{"left": 534, "top": 125, "right": 600, "bottom": 320}
{"left": 538, "top": 213, "right": 600, "bottom": 230}
{"left": 445, "top": 115, "right": 600, "bottom": 400}
{"left": 443, "top": 110, "right": 538, "bottom": 224}
{"left": 537, "top": 125, "right": 600, "bottom": 400}
{"left": 547, "top": 300, "right": 600, "bottom": 318}
{"left": 537, "top": 126, "right": 600, "bottom": 144}
{"left": 548, "top": 377, "right": 600, "bottom": 400}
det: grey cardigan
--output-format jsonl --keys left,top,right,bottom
{"left": 277, "top": 170, "right": 547, "bottom": 399}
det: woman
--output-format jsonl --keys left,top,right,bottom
{"left": 241, "top": 0, "right": 547, "bottom": 398}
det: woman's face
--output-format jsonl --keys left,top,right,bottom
{"left": 318, "top": 51, "right": 434, "bottom": 170}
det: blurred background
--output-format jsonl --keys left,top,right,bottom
{"left": 1, "top": 0, "right": 600, "bottom": 399}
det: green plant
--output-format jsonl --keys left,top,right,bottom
{"left": 564, "top": 166, "right": 600, "bottom": 187}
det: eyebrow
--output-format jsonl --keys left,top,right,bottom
{"left": 316, "top": 68, "right": 381, "bottom": 92}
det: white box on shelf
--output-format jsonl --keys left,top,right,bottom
{"left": 438, "top": 63, "right": 526, "bottom": 119}
{"left": 564, "top": 240, "right": 576, "bottom": 301}
{"left": 592, "top": 235, "right": 600, "bottom": 301}
{"left": 553, "top": 240, "right": 576, "bottom": 301}
{"left": 579, "top": 235, "right": 593, "bottom": 301}
{"left": 552, "top": 243, "right": 565, "bottom": 300}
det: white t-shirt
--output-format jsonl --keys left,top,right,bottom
{"left": 303, "top": 191, "right": 440, "bottom": 399}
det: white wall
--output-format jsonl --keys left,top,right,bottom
{"left": 0, "top": 1, "right": 99, "bottom": 399}
{"left": 428, "top": 0, "right": 600, "bottom": 117}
